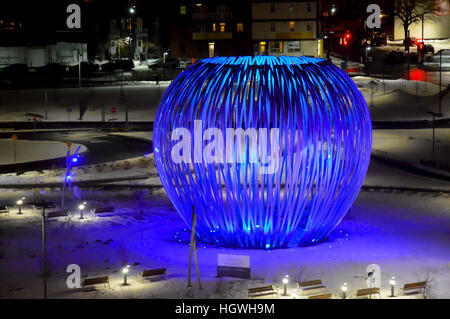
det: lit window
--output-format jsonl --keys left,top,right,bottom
{"left": 220, "top": 23, "right": 225, "bottom": 32}
{"left": 237, "top": 23, "right": 243, "bottom": 33}
{"left": 180, "top": 5, "right": 187, "bottom": 15}
{"left": 260, "top": 41, "right": 266, "bottom": 53}
{"left": 289, "top": 21, "right": 295, "bottom": 32}
{"left": 209, "top": 42, "right": 215, "bottom": 58}
{"left": 270, "top": 3, "right": 275, "bottom": 13}
{"left": 212, "top": 23, "right": 216, "bottom": 32}
{"left": 270, "top": 23, "right": 276, "bottom": 32}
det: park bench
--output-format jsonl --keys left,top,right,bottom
{"left": 248, "top": 285, "right": 278, "bottom": 299}
{"left": 308, "top": 293, "right": 332, "bottom": 299}
{"left": 82, "top": 276, "right": 110, "bottom": 289}
{"left": 0, "top": 206, "right": 9, "bottom": 217}
{"left": 94, "top": 206, "right": 115, "bottom": 214}
{"left": 297, "top": 279, "right": 327, "bottom": 295}
{"left": 141, "top": 268, "right": 167, "bottom": 281}
{"left": 355, "top": 287, "right": 381, "bottom": 299}
{"left": 46, "top": 209, "right": 69, "bottom": 219}
{"left": 400, "top": 281, "right": 427, "bottom": 295}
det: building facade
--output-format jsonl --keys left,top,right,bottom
{"left": 252, "top": 1, "right": 323, "bottom": 57}
{"left": 169, "top": 1, "right": 253, "bottom": 59}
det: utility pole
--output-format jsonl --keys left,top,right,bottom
{"left": 187, "top": 205, "right": 201, "bottom": 289}
{"left": 439, "top": 50, "right": 442, "bottom": 116}
{"left": 41, "top": 201, "right": 47, "bottom": 299}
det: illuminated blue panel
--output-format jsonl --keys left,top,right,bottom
{"left": 153, "top": 56, "right": 372, "bottom": 249}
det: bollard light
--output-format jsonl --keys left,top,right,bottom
{"left": 341, "top": 283, "right": 348, "bottom": 299}
{"left": 16, "top": 199, "right": 24, "bottom": 215}
{"left": 78, "top": 204, "right": 85, "bottom": 219}
{"left": 122, "top": 265, "right": 130, "bottom": 286}
{"left": 282, "top": 275, "right": 289, "bottom": 296}
{"left": 389, "top": 277, "right": 396, "bottom": 297}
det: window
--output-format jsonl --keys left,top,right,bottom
{"left": 220, "top": 23, "right": 225, "bottom": 32}
{"left": 306, "top": 22, "right": 312, "bottom": 32}
{"left": 180, "top": 5, "right": 187, "bottom": 15}
{"left": 260, "top": 41, "right": 266, "bottom": 53}
{"left": 287, "top": 41, "right": 300, "bottom": 53}
{"left": 209, "top": 42, "right": 215, "bottom": 58}
{"left": 306, "top": 2, "right": 312, "bottom": 13}
{"left": 289, "top": 3, "right": 295, "bottom": 13}
{"left": 270, "top": 23, "right": 276, "bottom": 32}
{"left": 289, "top": 21, "right": 295, "bottom": 32}
{"left": 270, "top": 3, "right": 275, "bottom": 13}
{"left": 270, "top": 41, "right": 283, "bottom": 54}
{"left": 212, "top": 23, "right": 216, "bottom": 32}
{"left": 237, "top": 23, "right": 243, "bottom": 33}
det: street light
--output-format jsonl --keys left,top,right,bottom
{"left": 16, "top": 199, "right": 24, "bottom": 215}
{"left": 341, "top": 283, "right": 348, "bottom": 299}
{"left": 129, "top": 7, "right": 135, "bottom": 14}
{"left": 389, "top": 277, "right": 396, "bottom": 297}
{"left": 122, "top": 265, "right": 130, "bottom": 285}
{"left": 282, "top": 275, "right": 289, "bottom": 296}
{"left": 78, "top": 204, "right": 85, "bottom": 219}
{"left": 365, "top": 46, "right": 371, "bottom": 76}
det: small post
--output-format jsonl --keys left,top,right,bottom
{"left": 282, "top": 275, "right": 289, "bottom": 296}
{"left": 188, "top": 205, "right": 201, "bottom": 289}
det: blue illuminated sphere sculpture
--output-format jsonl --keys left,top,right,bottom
{"left": 153, "top": 56, "right": 371, "bottom": 249}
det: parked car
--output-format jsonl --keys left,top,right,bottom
{"left": 101, "top": 58, "right": 134, "bottom": 71}
{"left": 385, "top": 50, "right": 406, "bottom": 64}
{"left": 69, "top": 61, "right": 99, "bottom": 74}
{"left": 418, "top": 44, "right": 434, "bottom": 55}
{"left": 150, "top": 58, "right": 180, "bottom": 70}
{"left": 2, "top": 63, "right": 29, "bottom": 78}
{"left": 36, "top": 63, "right": 66, "bottom": 77}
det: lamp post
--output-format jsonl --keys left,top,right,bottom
{"left": 389, "top": 277, "right": 396, "bottom": 297}
{"left": 122, "top": 265, "right": 130, "bottom": 286}
{"left": 365, "top": 46, "right": 371, "bottom": 76}
{"left": 341, "top": 283, "right": 348, "bottom": 299}
{"left": 16, "top": 199, "right": 24, "bottom": 215}
{"left": 282, "top": 275, "right": 289, "bottom": 296}
{"left": 78, "top": 204, "right": 85, "bottom": 219}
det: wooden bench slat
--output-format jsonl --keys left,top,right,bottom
{"left": 298, "top": 280, "right": 323, "bottom": 287}
{"left": 403, "top": 281, "right": 426, "bottom": 290}
{"left": 142, "top": 268, "right": 166, "bottom": 277}
{"left": 94, "top": 207, "right": 115, "bottom": 214}
{"left": 356, "top": 287, "right": 381, "bottom": 297}
{"left": 82, "top": 276, "right": 109, "bottom": 287}
{"left": 248, "top": 285, "right": 277, "bottom": 298}
{"left": 308, "top": 293, "right": 332, "bottom": 299}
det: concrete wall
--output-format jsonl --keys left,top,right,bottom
{"left": 394, "top": 15, "right": 450, "bottom": 40}
{"left": 0, "top": 42, "right": 87, "bottom": 68}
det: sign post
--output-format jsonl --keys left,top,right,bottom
{"left": 66, "top": 107, "right": 72, "bottom": 122}
{"left": 217, "top": 254, "right": 251, "bottom": 279}
{"left": 12, "top": 134, "right": 17, "bottom": 163}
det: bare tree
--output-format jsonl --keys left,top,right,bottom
{"left": 394, "top": 0, "right": 435, "bottom": 50}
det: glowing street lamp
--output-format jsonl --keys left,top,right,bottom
{"left": 16, "top": 199, "right": 24, "bottom": 215}
{"left": 389, "top": 277, "right": 396, "bottom": 297}
{"left": 78, "top": 204, "right": 85, "bottom": 219}
{"left": 129, "top": 7, "right": 135, "bottom": 14}
{"left": 122, "top": 265, "right": 130, "bottom": 285}
{"left": 341, "top": 283, "right": 348, "bottom": 299}
{"left": 282, "top": 275, "right": 289, "bottom": 296}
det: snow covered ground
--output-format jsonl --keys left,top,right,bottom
{"left": 0, "top": 139, "right": 86, "bottom": 165}
{"left": 373, "top": 129, "right": 450, "bottom": 170}
{"left": 0, "top": 75, "right": 447, "bottom": 123}
{"left": 0, "top": 187, "right": 448, "bottom": 299}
